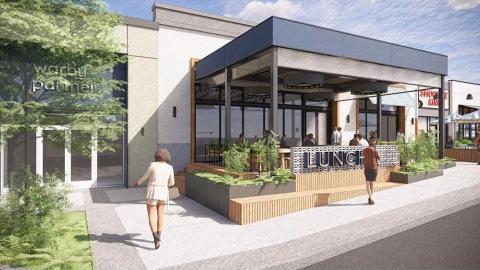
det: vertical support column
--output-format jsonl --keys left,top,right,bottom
{"left": 35, "top": 127, "right": 43, "bottom": 177}
{"left": 355, "top": 99, "right": 360, "bottom": 133}
{"left": 64, "top": 129, "right": 71, "bottom": 183}
{"left": 224, "top": 67, "right": 232, "bottom": 145}
{"left": 415, "top": 86, "right": 419, "bottom": 137}
{"left": 0, "top": 127, "right": 5, "bottom": 194}
{"left": 439, "top": 76, "right": 446, "bottom": 158}
{"left": 190, "top": 58, "right": 199, "bottom": 163}
{"left": 91, "top": 131, "right": 98, "bottom": 184}
{"left": 376, "top": 93, "right": 382, "bottom": 141}
{"left": 269, "top": 47, "right": 279, "bottom": 134}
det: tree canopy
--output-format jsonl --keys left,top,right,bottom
{"left": 0, "top": 0, "right": 126, "bottom": 156}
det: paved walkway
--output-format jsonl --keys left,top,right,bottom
{"left": 72, "top": 162, "right": 480, "bottom": 270}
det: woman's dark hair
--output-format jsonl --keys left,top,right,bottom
{"left": 154, "top": 148, "right": 171, "bottom": 162}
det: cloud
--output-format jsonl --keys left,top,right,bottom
{"left": 225, "top": 0, "right": 302, "bottom": 22}
{"left": 448, "top": 0, "right": 480, "bottom": 10}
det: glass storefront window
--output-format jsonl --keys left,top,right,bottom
{"left": 284, "top": 109, "right": 302, "bottom": 146}
{"left": 284, "top": 94, "right": 302, "bottom": 105}
{"left": 97, "top": 136, "right": 124, "bottom": 187}
{"left": 244, "top": 107, "right": 264, "bottom": 142}
{"left": 196, "top": 104, "right": 220, "bottom": 161}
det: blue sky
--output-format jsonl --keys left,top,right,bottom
{"left": 106, "top": 0, "right": 480, "bottom": 84}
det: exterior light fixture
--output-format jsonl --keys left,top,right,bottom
{"left": 284, "top": 73, "right": 324, "bottom": 89}
{"left": 346, "top": 115, "right": 350, "bottom": 123}
{"left": 173, "top": 106, "right": 177, "bottom": 118}
{"left": 411, "top": 118, "right": 414, "bottom": 125}
{"left": 466, "top": 93, "right": 473, "bottom": 100}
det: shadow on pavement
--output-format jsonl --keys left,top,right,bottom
{"left": 87, "top": 233, "right": 156, "bottom": 251}
{"left": 325, "top": 203, "right": 370, "bottom": 207}
{"left": 165, "top": 197, "right": 236, "bottom": 225}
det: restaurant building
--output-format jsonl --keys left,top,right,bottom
{"left": 448, "top": 80, "right": 480, "bottom": 139}
{"left": 0, "top": 2, "right": 449, "bottom": 193}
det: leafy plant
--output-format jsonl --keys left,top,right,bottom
{"left": 455, "top": 138, "right": 473, "bottom": 146}
{"left": 0, "top": 212, "right": 92, "bottom": 270}
{"left": 396, "top": 130, "right": 447, "bottom": 174}
{"left": 193, "top": 170, "right": 294, "bottom": 186}
{"left": 0, "top": 170, "right": 71, "bottom": 248}
{"left": 222, "top": 144, "right": 249, "bottom": 174}
{"left": 272, "top": 167, "right": 294, "bottom": 184}
{"left": 250, "top": 131, "right": 279, "bottom": 173}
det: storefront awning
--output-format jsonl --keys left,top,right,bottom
{"left": 454, "top": 110, "right": 480, "bottom": 123}
{"left": 430, "top": 112, "right": 462, "bottom": 124}
{"left": 368, "top": 87, "right": 416, "bottom": 107}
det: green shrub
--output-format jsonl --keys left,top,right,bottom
{"left": 272, "top": 167, "right": 294, "bottom": 184}
{"left": 223, "top": 144, "right": 249, "bottom": 174}
{"left": 455, "top": 138, "right": 473, "bottom": 146}
{"left": 0, "top": 170, "right": 71, "bottom": 249}
{"left": 250, "top": 132, "right": 279, "bottom": 173}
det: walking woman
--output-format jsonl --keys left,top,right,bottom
{"left": 135, "top": 149, "right": 175, "bottom": 249}
{"left": 362, "top": 138, "right": 380, "bottom": 205}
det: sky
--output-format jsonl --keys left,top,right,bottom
{"left": 105, "top": 0, "right": 480, "bottom": 84}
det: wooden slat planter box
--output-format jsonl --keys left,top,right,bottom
{"left": 229, "top": 182, "right": 402, "bottom": 224}
{"left": 391, "top": 170, "right": 443, "bottom": 184}
{"left": 185, "top": 173, "right": 296, "bottom": 218}
{"left": 295, "top": 166, "right": 400, "bottom": 191}
{"left": 445, "top": 148, "right": 479, "bottom": 163}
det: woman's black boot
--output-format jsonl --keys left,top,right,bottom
{"left": 152, "top": 232, "right": 160, "bottom": 249}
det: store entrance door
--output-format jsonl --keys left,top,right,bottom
{"left": 305, "top": 111, "right": 328, "bottom": 145}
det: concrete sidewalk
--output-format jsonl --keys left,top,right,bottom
{"left": 78, "top": 162, "right": 480, "bottom": 270}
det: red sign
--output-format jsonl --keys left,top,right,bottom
{"left": 418, "top": 89, "right": 449, "bottom": 109}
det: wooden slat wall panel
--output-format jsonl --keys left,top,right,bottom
{"left": 445, "top": 148, "right": 479, "bottom": 163}
{"left": 295, "top": 167, "right": 399, "bottom": 191}
{"left": 229, "top": 183, "right": 401, "bottom": 225}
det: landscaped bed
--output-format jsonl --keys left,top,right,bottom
{"left": 0, "top": 211, "right": 93, "bottom": 270}
{"left": 392, "top": 130, "right": 457, "bottom": 184}
{"left": 186, "top": 170, "right": 295, "bottom": 218}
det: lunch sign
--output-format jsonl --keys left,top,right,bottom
{"left": 290, "top": 145, "right": 400, "bottom": 174}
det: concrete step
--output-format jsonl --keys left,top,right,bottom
{"left": 230, "top": 182, "right": 403, "bottom": 225}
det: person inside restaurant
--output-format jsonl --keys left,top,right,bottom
{"left": 303, "top": 133, "right": 317, "bottom": 146}
{"left": 280, "top": 134, "right": 290, "bottom": 148}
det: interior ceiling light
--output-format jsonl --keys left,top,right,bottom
{"left": 284, "top": 73, "right": 324, "bottom": 89}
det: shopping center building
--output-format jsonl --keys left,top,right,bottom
{"left": 0, "top": 2, "right": 453, "bottom": 192}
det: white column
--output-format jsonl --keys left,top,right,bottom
{"left": 0, "top": 127, "right": 5, "bottom": 195}
{"left": 64, "top": 129, "right": 71, "bottom": 183}
{"left": 35, "top": 127, "right": 44, "bottom": 177}
{"left": 91, "top": 131, "right": 97, "bottom": 184}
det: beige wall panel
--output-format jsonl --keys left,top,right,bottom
{"left": 114, "top": 24, "right": 128, "bottom": 54}
{"left": 128, "top": 26, "right": 158, "bottom": 59}
{"left": 128, "top": 56, "right": 158, "bottom": 186}
{"left": 278, "top": 48, "right": 442, "bottom": 88}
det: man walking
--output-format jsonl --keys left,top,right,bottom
{"left": 363, "top": 138, "right": 380, "bottom": 205}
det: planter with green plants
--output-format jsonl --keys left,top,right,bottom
{"left": 185, "top": 131, "right": 295, "bottom": 218}
{"left": 392, "top": 130, "right": 452, "bottom": 183}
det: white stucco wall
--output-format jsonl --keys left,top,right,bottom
{"left": 335, "top": 92, "right": 357, "bottom": 145}
{"left": 157, "top": 26, "right": 231, "bottom": 144}
{"left": 450, "top": 81, "right": 480, "bottom": 114}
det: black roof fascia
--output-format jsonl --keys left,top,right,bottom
{"left": 196, "top": 16, "right": 448, "bottom": 80}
